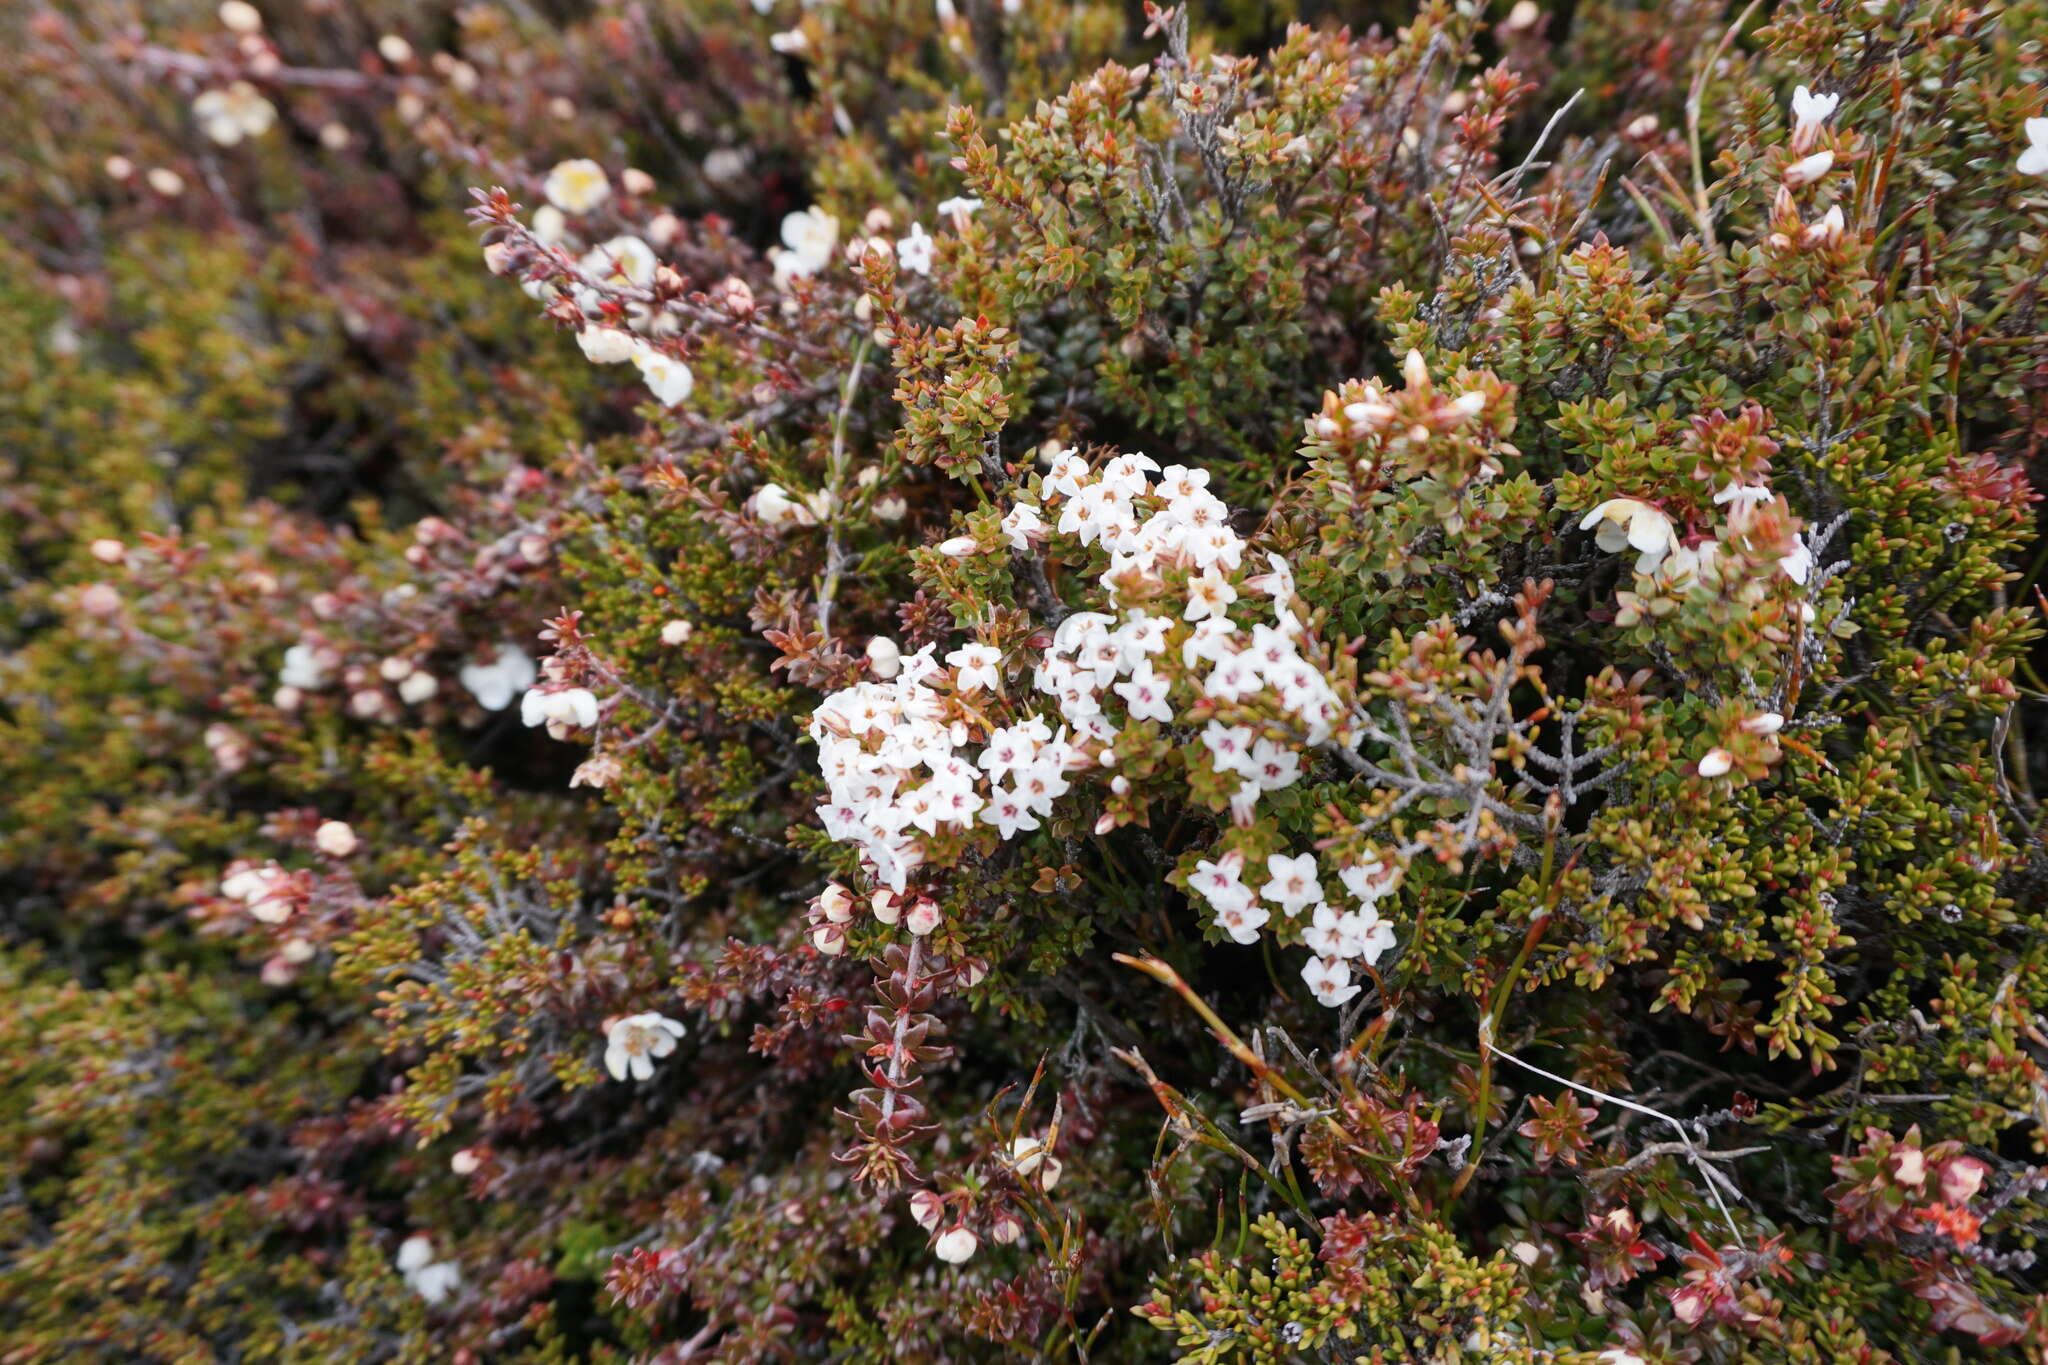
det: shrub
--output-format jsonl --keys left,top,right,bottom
{"left": 6, "top": 0, "right": 2048, "bottom": 1361}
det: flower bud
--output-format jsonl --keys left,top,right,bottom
{"left": 78, "top": 583, "right": 121, "bottom": 617}
{"left": 1697, "top": 748, "right": 1735, "bottom": 778}
{"left": 315, "top": 820, "right": 359, "bottom": 858}
{"left": 1783, "top": 149, "right": 1835, "bottom": 187}
{"left": 905, "top": 898, "right": 941, "bottom": 936}
{"left": 219, "top": 0, "right": 263, "bottom": 32}
{"left": 818, "top": 883, "right": 855, "bottom": 923}
{"left": 933, "top": 1226, "right": 978, "bottom": 1263}
{"left": 1801, "top": 205, "right": 1845, "bottom": 247}
{"left": 866, "top": 636, "right": 902, "bottom": 678}
{"left": 909, "top": 1189, "right": 944, "bottom": 1230}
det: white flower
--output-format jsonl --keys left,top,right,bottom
{"left": 1579, "top": 497, "right": 1678, "bottom": 573}
{"left": 769, "top": 27, "right": 808, "bottom": 55}
{"left": 1790, "top": 85, "right": 1839, "bottom": 139}
{"left": 410, "top": 1261, "right": 462, "bottom": 1305}
{"left": 1302, "top": 955, "right": 1360, "bottom": 1008}
{"left": 314, "top": 820, "right": 358, "bottom": 857}
{"left": 896, "top": 222, "right": 935, "bottom": 275}
{"left": 1214, "top": 899, "right": 1270, "bottom": 945}
{"left": 1201, "top": 653, "right": 1262, "bottom": 704}
{"left": 520, "top": 686, "right": 600, "bottom": 731}
{"left": 395, "top": 1235, "right": 462, "bottom": 1304}
{"left": 776, "top": 207, "right": 839, "bottom": 279}
{"left": 1190, "top": 853, "right": 1255, "bottom": 915}
{"left": 576, "top": 327, "right": 636, "bottom": 363}
{"left": 867, "top": 636, "right": 903, "bottom": 678}
{"left": 2022, "top": 119, "right": 2048, "bottom": 177}
{"left": 396, "top": 1234, "right": 434, "bottom": 1274}
{"left": 752, "top": 481, "right": 816, "bottom": 528}
{"left": 397, "top": 671, "right": 438, "bottom": 705}
{"left": 1351, "top": 909, "right": 1397, "bottom": 966}
{"left": 1200, "top": 721, "right": 1258, "bottom": 779}
{"left": 1008, "top": 1134, "right": 1063, "bottom": 1190}
{"left": 661, "top": 619, "right": 694, "bottom": 646}
{"left": 1742, "top": 711, "right": 1785, "bottom": 735}
{"left": 1713, "top": 482, "right": 1772, "bottom": 509}
{"left": 459, "top": 644, "right": 536, "bottom": 712}
{"left": 279, "top": 643, "right": 331, "bottom": 691}
{"left": 1111, "top": 661, "right": 1174, "bottom": 724}
{"left": 1000, "top": 501, "right": 1045, "bottom": 550}
{"left": 936, "top": 195, "right": 983, "bottom": 221}
{"left": 631, "top": 345, "right": 694, "bottom": 406}
{"left": 1246, "top": 739, "right": 1301, "bottom": 792}
{"left": 544, "top": 158, "right": 611, "bottom": 214}
{"left": 934, "top": 1227, "right": 978, "bottom": 1263}
{"left": 1698, "top": 748, "right": 1735, "bottom": 778}
{"left": 531, "top": 204, "right": 568, "bottom": 246}
{"left": 982, "top": 788, "right": 1041, "bottom": 840}
{"left": 947, "top": 644, "right": 1002, "bottom": 692}
{"left": 1261, "top": 853, "right": 1325, "bottom": 917}
{"left": 1303, "top": 902, "right": 1349, "bottom": 957}
{"left": 1780, "top": 539, "right": 1814, "bottom": 584}
{"left": 193, "top": 82, "right": 277, "bottom": 146}
{"left": 1183, "top": 570, "right": 1238, "bottom": 622}
{"left": 1337, "top": 857, "right": 1397, "bottom": 906}
{"left": 579, "top": 238, "right": 656, "bottom": 295}
{"left": 604, "top": 1011, "right": 685, "bottom": 1081}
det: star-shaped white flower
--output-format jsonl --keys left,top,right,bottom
{"left": 604, "top": 1011, "right": 686, "bottom": 1081}
{"left": 1579, "top": 497, "right": 1678, "bottom": 573}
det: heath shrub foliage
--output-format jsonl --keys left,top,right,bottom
{"left": 7, "top": 0, "right": 2048, "bottom": 1360}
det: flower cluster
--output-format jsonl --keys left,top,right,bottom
{"left": 394, "top": 1234, "right": 462, "bottom": 1305}
{"left": 810, "top": 451, "right": 1399, "bottom": 1004}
